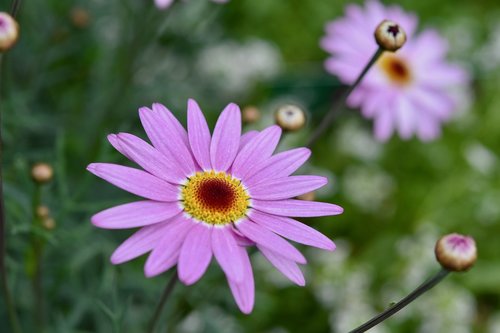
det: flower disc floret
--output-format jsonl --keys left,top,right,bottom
{"left": 181, "top": 170, "right": 250, "bottom": 225}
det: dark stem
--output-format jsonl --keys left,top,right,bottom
{"left": 10, "top": 0, "right": 22, "bottom": 18}
{"left": 307, "top": 47, "right": 384, "bottom": 147}
{"left": 147, "top": 271, "right": 178, "bottom": 333}
{"left": 0, "top": 55, "right": 24, "bottom": 333}
{"left": 349, "top": 269, "right": 450, "bottom": 333}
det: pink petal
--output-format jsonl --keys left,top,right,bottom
{"left": 231, "top": 126, "right": 282, "bottom": 179}
{"left": 374, "top": 108, "right": 395, "bottom": 142}
{"left": 107, "top": 134, "right": 131, "bottom": 159}
{"left": 249, "top": 175, "right": 327, "bottom": 201}
{"left": 139, "top": 106, "right": 196, "bottom": 176}
{"left": 252, "top": 199, "right": 343, "bottom": 217}
{"left": 115, "top": 133, "right": 186, "bottom": 184}
{"left": 154, "top": 0, "right": 174, "bottom": 9}
{"left": 212, "top": 226, "right": 244, "bottom": 283}
{"left": 152, "top": 103, "right": 190, "bottom": 146}
{"left": 258, "top": 246, "right": 305, "bottom": 286}
{"left": 227, "top": 246, "right": 254, "bottom": 314}
{"left": 244, "top": 148, "right": 311, "bottom": 188}
{"left": 91, "top": 201, "right": 181, "bottom": 229}
{"left": 144, "top": 215, "right": 194, "bottom": 277}
{"left": 110, "top": 221, "right": 173, "bottom": 264}
{"left": 239, "top": 131, "right": 259, "bottom": 150}
{"left": 236, "top": 220, "right": 306, "bottom": 264}
{"left": 178, "top": 223, "right": 213, "bottom": 285}
{"left": 187, "top": 99, "right": 212, "bottom": 170}
{"left": 394, "top": 95, "right": 416, "bottom": 139}
{"left": 210, "top": 103, "right": 241, "bottom": 172}
{"left": 249, "top": 210, "right": 335, "bottom": 251}
{"left": 87, "top": 163, "right": 179, "bottom": 202}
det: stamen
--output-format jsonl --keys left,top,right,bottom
{"left": 181, "top": 171, "right": 249, "bottom": 226}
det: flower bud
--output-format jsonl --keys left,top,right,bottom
{"left": 242, "top": 106, "right": 261, "bottom": 124}
{"left": 36, "top": 205, "right": 50, "bottom": 219}
{"left": 70, "top": 7, "right": 90, "bottom": 29}
{"left": 31, "top": 163, "right": 54, "bottom": 184}
{"left": 42, "top": 217, "right": 56, "bottom": 230}
{"left": 435, "top": 233, "right": 477, "bottom": 272}
{"left": 374, "top": 20, "right": 406, "bottom": 52}
{"left": 0, "top": 12, "right": 19, "bottom": 52}
{"left": 275, "top": 104, "right": 306, "bottom": 132}
{"left": 296, "top": 191, "right": 315, "bottom": 201}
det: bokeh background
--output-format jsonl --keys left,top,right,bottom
{"left": 1, "top": 0, "right": 500, "bottom": 332}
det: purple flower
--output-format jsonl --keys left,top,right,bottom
{"left": 155, "top": 0, "right": 228, "bottom": 10}
{"left": 88, "top": 100, "right": 343, "bottom": 313}
{"left": 321, "top": 0, "right": 469, "bottom": 141}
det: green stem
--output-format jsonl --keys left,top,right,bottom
{"left": 349, "top": 269, "right": 450, "bottom": 333}
{"left": 0, "top": 54, "right": 24, "bottom": 333}
{"left": 147, "top": 272, "right": 178, "bottom": 333}
{"left": 31, "top": 183, "right": 44, "bottom": 331}
{"left": 307, "top": 47, "right": 384, "bottom": 147}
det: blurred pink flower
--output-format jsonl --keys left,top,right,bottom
{"left": 88, "top": 100, "right": 342, "bottom": 313}
{"left": 155, "top": 0, "right": 228, "bottom": 10}
{"left": 321, "top": 0, "right": 469, "bottom": 141}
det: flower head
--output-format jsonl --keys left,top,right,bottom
{"left": 435, "top": 233, "right": 477, "bottom": 272}
{"left": 0, "top": 12, "right": 19, "bottom": 52}
{"left": 88, "top": 100, "right": 343, "bottom": 313}
{"left": 321, "top": 0, "right": 469, "bottom": 141}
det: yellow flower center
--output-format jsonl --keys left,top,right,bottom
{"left": 181, "top": 171, "right": 250, "bottom": 226}
{"left": 378, "top": 53, "right": 412, "bottom": 86}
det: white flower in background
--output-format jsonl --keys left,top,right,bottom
{"left": 335, "top": 119, "right": 384, "bottom": 161}
{"left": 197, "top": 39, "right": 282, "bottom": 95}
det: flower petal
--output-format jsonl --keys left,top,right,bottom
{"left": 249, "top": 175, "right": 327, "bottom": 201}
{"left": 87, "top": 163, "right": 179, "bottom": 202}
{"left": 249, "top": 210, "right": 335, "bottom": 251}
{"left": 139, "top": 106, "right": 196, "bottom": 176}
{"left": 212, "top": 226, "right": 244, "bottom": 283}
{"left": 144, "top": 215, "right": 194, "bottom": 277}
{"left": 178, "top": 223, "right": 213, "bottom": 285}
{"left": 227, "top": 246, "right": 254, "bottom": 314}
{"left": 258, "top": 246, "right": 305, "bottom": 286}
{"left": 107, "top": 134, "right": 131, "bottom": 159}
{"left": 252, "top": 199, "right": 343, "bottom": 217}
{"left": 244, "top": 148, "right": 311, "bottom": 188}
{"left": 187, "top": 99, "right": 212, "bottom": 170}
{"left": 232, "top": 126, "right": 282, "bottom": 179}
{"left": 237, "top": 220, "right": 306, "bottom": 264}
{"left": 116, "top": 133, "right": 186, "bottom": 184}
{"left": 110, "top": 221, "right": 173, "bottom": 264}
{"left": 210, "top": 103, "right": 241, "bottom": 172}
{"left": 239, "top": 131, "right": 259, "bottom": 150}
{"left": 91, "top": 201, "right": 181, "bottom": 229}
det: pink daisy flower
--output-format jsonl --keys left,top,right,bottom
{"left": 155, "top": 0, "right": 228, "bottom": 10}
{"left": 321, "top": 0, "right": 469, "bottom": 141}
{"left": 87, "top": 100, "right": 343, "bottom": 313}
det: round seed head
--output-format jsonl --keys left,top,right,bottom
{"left": 275, "top": 104, "right": 306, "bottom": 132}
{"left": 435, "top": 233, "right": 477, "bottom": 272}
{"left": 31, "top": 163, "right": 54, "bottom": 184}
{"left": 374, "top": 20, "right": 406, "bottom": 52}
{"left": 0, "top": 12, "right": 19, "bottom": 53}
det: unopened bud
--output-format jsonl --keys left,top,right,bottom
{"left": 296, "top": 191, "right": 315, "bottom": 201}
{"left": 36, "top": 205, "right": 50, "bottom": 219}
{"left": 70, "top": 7, "right": 90, "bottom": 29}
{"left": 374, "top": 20, "right": 406, "bottom": 52}
{"left": 0, "top": 12, "right": 19, "bottom": 52}
{"left": 31, "top": 163, "right": 54, "bottom": 184}
{"left": 275, "top": 104, "right": 306, "bottom": 132}
{"left": 435, "top": 233, "right": 477, "bottom": 272}
{"left": 42, "top": 217, "right": 56, "bottom": 230}
{"left": 242, "top": 106, "right": 261, "bottom": 124}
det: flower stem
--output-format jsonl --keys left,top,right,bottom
{"left": 147, "top": 271, "right": 178, "bottom": 333}
{"left": 348, "top": 269, "right": 450, "bottom": 333}
{"left": 307, "top": 47, "right": 384, "bottom": 147}
{"left": 0, "top": 54, "right": 24, "bottom": 333}
{"left": 10, "top": 0, "right": 22, "bottom": 18}
{"left": 31, "top": 183, "right": 45, "bottom": 329}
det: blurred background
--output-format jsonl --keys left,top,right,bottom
{"left": 1, "top": 0, "right": 500, "bottom": 332}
